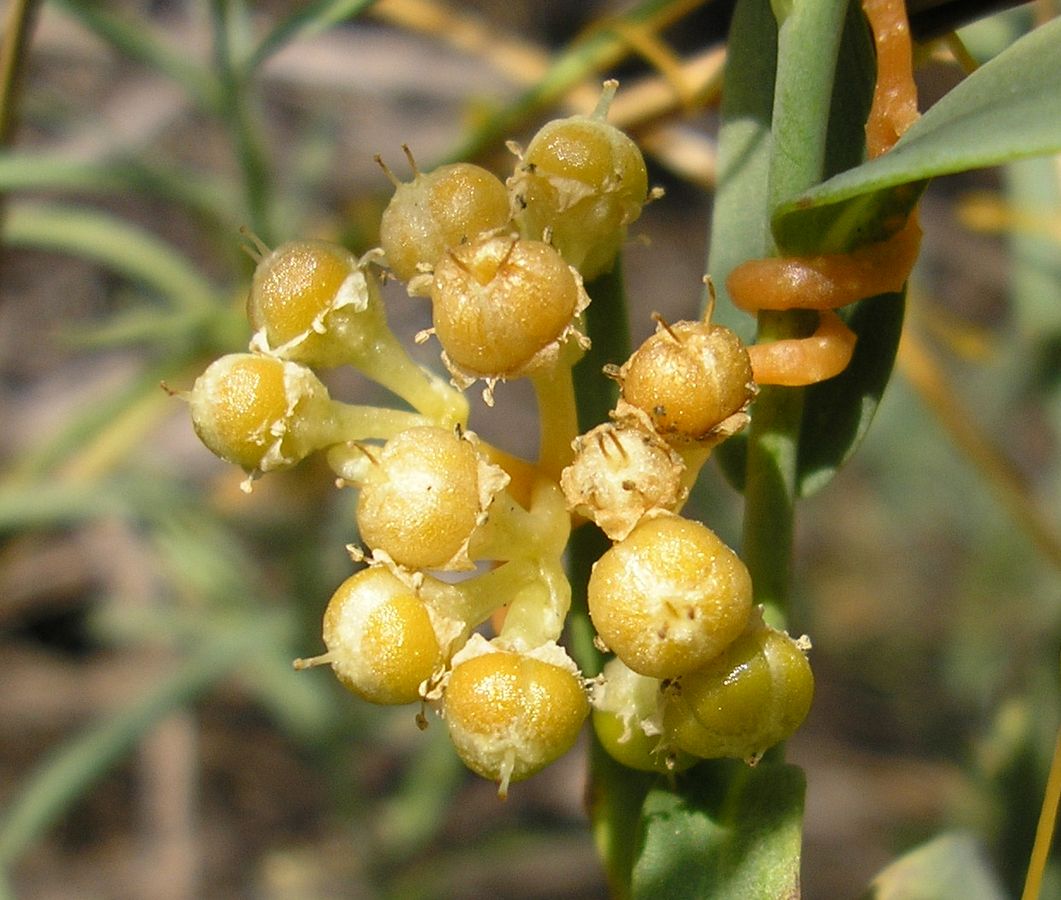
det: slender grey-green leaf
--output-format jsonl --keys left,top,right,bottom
{"left": 0, "top": 625, "right": 276, "bottom": 867}
{"left": 3, "top": 203, "right": 218, "bottom": 313}
{"left": 862, "top": 832, "right": 1008, "bottom": 900}
{"left": 774, "top": 16, "right": 1061, "bottom": 245}
{"left": 248, "top": 0, "right": 377, "bottom": 71}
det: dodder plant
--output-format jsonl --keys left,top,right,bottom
{"left": 182, "top": 0, "right": 1061, "bottom": 891}
{"left": 4, "top": 0, "right": 1061, "bottom": 896}
{"left": 188, "top": 81, "right": 816, "bottom": 796}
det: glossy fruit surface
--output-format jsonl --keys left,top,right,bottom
{"left": 247, "top": 240, "right": 385, "bottom": 366}
{"left": 444, "top": 643, "right": 588, "bottom": 794}
{"left": 511, "top": 114, "right": 648, "bottom": 280}
{"left": 618, "top": 320, "right": 755, "bottom": 443}
{"left": 189, "top": 353, "right": 331, "bottom": 472}
{"left": 664, "top": 625, "right": 814, "bottom": 762}
{"left": 356, "top": 426, "right": 506, "bottom": 570}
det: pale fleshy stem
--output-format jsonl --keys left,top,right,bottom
{"left": 675, "top": 445, "right": 712, "bottom": 501}
{"left": 349, "top": 327, "right": 469, "bottom": 429}
{"left": 529, "top": 359, "right": 580, "bottom": 481}
{"left": 497, "top": 555, "right": 571, "bottom": 648}
{"left": 317, "top": 400, "right": 430, "bottom": 446}
{"left": 470, "top": 479, "right": 570, "bottom": 562}
{"left": 444, "top": 559, "right": 543, "bottom": 630}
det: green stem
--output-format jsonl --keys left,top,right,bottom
{"left": 210, "top": 0, "right": 273, "bottom": 242}
{"left": 740, "top": 0, "right": 848, "bottom": 622}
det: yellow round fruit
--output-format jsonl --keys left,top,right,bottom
{"left": 587, "top": 515, "right": 752, "bottom": 679}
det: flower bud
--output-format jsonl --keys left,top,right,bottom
{"left": 352, "top": 426, "right": 509, "bottom": 571}
{"left": 247, "top": 240, "right": 388, "bottom": 368}
{"left": 296, "top": 566, "right": 450, "bottom": 705}
{"left": 560, "top": 420, "right": 687, "bottom": 541}
{"left": 508, "top": 82, "right": 648, "bottom": 280}
{"left": 614, "top": 318, "right": 755, "bottom": 445}
{"left": 592, "top": 657, "right": 694, "bottom": 773}
{"left": 188, "top": 352, "right": 334, "bottom": 475}
{"left": 443, "top": 637, "right": 589, "bottom": 797}
{"left": 379, "top": 154, "right": 511, "bottom": 291}
{"left": 587, "top": 514, "right": 752, "bottom": 679}
{"left": 429, "top": 235, "right": 588, "bottom": 386}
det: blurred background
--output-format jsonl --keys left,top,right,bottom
{"left": 1, "top": 1, "right": 1059, "bottom": 897}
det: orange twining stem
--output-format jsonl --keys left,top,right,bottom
{"left": 862, "top": 0, "right": 919, "bottom": 159}
{"left": 746, "top": 309, "right": 858, "bottom": 387}
{"left": 728, "top": 0, "right": 920, "bottom": 387}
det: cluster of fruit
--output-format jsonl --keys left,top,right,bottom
{"left": 185, "top": 81, "right": 813, "bottom": 796}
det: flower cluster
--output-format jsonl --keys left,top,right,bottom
{"left": 184, "top": 81, "right": 813, "bottom": 796}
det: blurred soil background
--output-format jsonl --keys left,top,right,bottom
{"left": 1, "top": 1, "right": 1059, "bottom": 898}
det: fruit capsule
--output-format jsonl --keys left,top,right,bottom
{"left": 443, "top": 637, "right": 589, "bottom": 797}
{"left": 247, "top": 239, "right": 388, "bottom": 368}
{"left": 508, "top": 81, "right": 649, "bottom": 280}
{"left": 560, "top": 420, "right": 687, "bottom": 541}
{"left": 296, "top": 566, "right": 450, "bottom": 706}
{"left": 663, "top": 623, "right": 814, "bottom": 763}
{"left": 352, "top": 426, "right": 509, "bottom": 571}
{"left": 378, "top": 152, "right": 512, "bottom": 291}
{"left": 614, "top": 318, "right": 756, "bottom": 445}
{"left": 188, "top": 352, "right": 334, "bottom": 475}
{"left": 429, "top": 235, "right": 588, "bottom": 385}
{"left": 587, "top": 514, "right": 752, "bottom": 679}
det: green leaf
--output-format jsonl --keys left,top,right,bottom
{"left": 774, "top": 16, "right": 1061, "bottom": 249}
{"left": 704, "top": 0, "right": 777, "bottom": 344}
{"left": 2, "top": 203, "right": 218, "bottom": 314}
{"left": 0, "top": 623, "right": 278, "bottom": 868}
{"left": 862, "top": 832, "right": 1008, "bottom": 900}
{"left": 631, "top": 760, "right": 805, "bottom": 900}
{"left": 247, "top": 0, "right": 378, "bottom": 71}
{"left": 797, "top": 291, "right": 906, "bottom": 495}
{"left": 587, "top": 735, "right": 657, "bottom": 899}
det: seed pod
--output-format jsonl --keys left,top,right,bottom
{"left": 188, "top": 352, "right": 334, "bottom": 475}
{"left": 378, "top": 152, "right": 512, "bottom": 292}
{"left": 587, "top": 514, "right": 752, "bottom": 679}
{"left": 560, "top": 420, "right": 687, "bottom": 541}
{"left": 443, "top": 636, "right": 589, "bottom": 797}
{"left": 591, "top": 657, "right": 694, "bottom": 774}
{"left": 508, "top": 81, "right": 649, "bottom": 280}
{"left": 613, "top": 318, "right": 756, "bottom": 445}
{"left": 247, "top": 239, "right": 388, "bottom": 368}
{"left": 429, "top": 235, "right": 589, "bottom": 388}
{"left": 663, "top": 623, "right": 814, "bottom": 764}
{"left": 352, "top": 426, "right": 509, "bottom": 571}
{"left": 296, "top": 567, "right": 450, "bottom": 705}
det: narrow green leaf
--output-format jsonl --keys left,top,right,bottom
{"left": 248, "top": 0, "right": 377, "bottom": 71}
{"left": 797, "top": 291, "right": 905, "bottom": 495}
{"left": 774, "top": 16, "right": 1061, "bottom": 245}
{"left": 704, "top": 0, "right": 777, "bottom": 343}
{"left": 0, "top": 154, "right": 240, "bottom": 230}
{"left": 862, "top": 832, "right": 1008, "bottom": 900}
{"left": 631, "top": 760, "right": 805, "bottom": 900}
{"left": 446, "top": 0, "right": 697, "bottom": 165}
{"left": 50, "top": 0, "right": 219, "bottom": 110}
{"left": 0, "top": 624, "right": 275, "bottom": 867}
{"left": 2, "top": 202, "right": 218, "bottom": 313}
{"left": 587, "top": 736, "right": 656, "bottom": 899}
